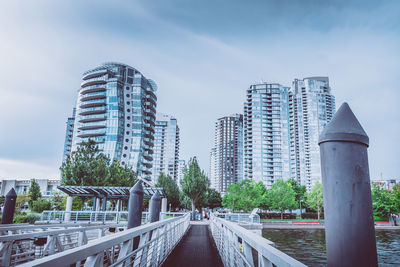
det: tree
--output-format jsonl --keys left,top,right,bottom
{"left": 16, "top": 194, "right": 29, "bottom": 211}
{"left": 206, "top": 188, "right": 222, "bottom": 209}
{"left": 222, "top": 179, "right": 265, "bottom": 212}
{"left": 268, "top": 179, "right": 297, "bottom": 220}
{"left": 371, "top": 184, "right": 398, "bottom": 218}
{"left": 60, "top": 140, "right": 138, "bottom": 187}
{"left": 288, "top": 178, "right": 307, "bottom": 216}
{"left": 60, "top": 139, "right": 109, "bottom": 186}
{"left": 51, "top": 192, "right": 66, "bottom": 210}
{"left": 156, "top": 173, "right": 180, "bottom": 210}
{"left": 106, "top": 161, "right": 137, "bottom": 187}
{"left": 28, "top": 179, "right": 42, "bottom": 208}
{"left": 222, "top": 183, "right": 241, "bottom": 211}
{"left": 306, "top": 181, "right": 324, "bottom": 220}
{"left": 180, "top": 157, "right": 209, "bottom": 212}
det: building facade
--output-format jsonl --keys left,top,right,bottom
{"left": 62, "top": 108, "right": 76, "bottom": 161}
{"left": 288, "top": 77, "right": 335, "bottom": 191}
{"left": 212, "top": 114, "right": 243, "bottom": 194}
{"left": 151, "top": 114, "right": 180, "bottom": 183}
{"left": 70, "top": 62, "right": 157, "bottom": 180}
{"left": 0, "top": 179, "right": 60, "bottom": 197}
{"left": 177, "top": 159, "right": 186, "bottom": 188}
{"left": 243, "top": 84, "right": 290, "bottom": 188}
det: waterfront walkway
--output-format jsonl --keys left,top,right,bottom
{"left": 162, "top": 220, "right": 223, "bottom": 267}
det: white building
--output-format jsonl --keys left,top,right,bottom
{"left": 243, "top": 84, "right": 290, "bottom": 188}
{"left": 151, "top": 114, "right": 180, "bottom": 183}
{"left": 211, "top": 114, "right": 243, "bottom": 195}
{"left": 289, "top": 77, "right": 335, "bottom": 191}
{"left": 0, "top": 179, "right": 60, "bottom": 197}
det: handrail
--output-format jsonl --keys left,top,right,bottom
{"left": 210, "top": 213, "right": 307, "bottom": 267}
{"left": 220, "top": 213, "right": 261, "bottom": 224}
{"left": 0, "top": 222, "right": 117, "bottom": 235}
{"left": 20, "top": 213, "right": 191, "bottom": 267}
{"left": 0, "top": 223, "right": 126, "bottom": 267}
{"left": 40, "top": 210, "right": 149, "bottom": 224}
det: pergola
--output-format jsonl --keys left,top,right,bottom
{"left": 58, "top": 185, "right": 166, "bottom": 212}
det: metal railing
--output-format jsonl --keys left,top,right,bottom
{"left": 219, "top": 213, "right": 261, "bottom": 224}
{"left": 41, "top": 211, "right": 150, "bottom": 224}
{"left": 210, "top": 213, "right": 307, "bottom": 267}
{"left": 0, "top": 223, "right": 126, "bottom": 267}
{"left": 0, "top": 222, "right": 121, "bottom": 236}
{"left": 20, "top": 213, "right": 191, "bottom": 267}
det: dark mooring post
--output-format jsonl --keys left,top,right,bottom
{"left": 127, "top": 181, "right": 144, "bottom": 229}
{"left": 149, "top": 191, "right": 161, "bottom": 223}
{"left": 1, "top": 188, "right": 17, "bottom": 224}
{"left": 318, "top": 103, "right": 378, "bottom": 267}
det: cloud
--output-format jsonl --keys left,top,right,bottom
{"left": 0, "top": 0, "right": 399, "bottom": 180}
{"left": 0, "top": 158, "right": 60, "bottom": 180}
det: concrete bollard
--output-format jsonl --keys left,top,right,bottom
{"left": 318, "top": 102, "right": 378, "bottom": 267}
{"left": 127, "top": 181, "right": 144, "bottom": 229}
{"left": 1, "top": 188, "right": 17, "bottom": 224}
{"left": 149, "top": 191, "right": 161, "bottom": 223}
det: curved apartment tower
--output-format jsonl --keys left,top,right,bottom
{"left": 70, "top": 62, "right": 157, "bottom": 180}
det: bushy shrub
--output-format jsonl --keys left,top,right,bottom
{"left": 32, "top": 199, "right": 52, "bottom": 213}
{"left": 258, "top": 212, "right": 296, "bottom": 220}
{"left": 13, "top": 213, "right": 40, "bottom": 224}
{"left": 301, "top": 212, "right": 324, "bottom": 220}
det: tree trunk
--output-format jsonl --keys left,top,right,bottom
{"left": 317, "top": 207, "right": 320, "bottom": 221}
{"left": 281, "top": 211, "right": 283, "bottom": 220}
{"left": 191, "top": 199, "right": 195, "bottom": 213}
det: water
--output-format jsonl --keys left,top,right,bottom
{"left": 262, "top": 229, "right": 400, "bottom": 266}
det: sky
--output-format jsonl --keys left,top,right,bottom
{"left": 0, "top": 0, "right": 399, "bottom": 180}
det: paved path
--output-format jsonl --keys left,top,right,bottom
{"left": 162, "top": 221, "right": 223, "bottom": 267}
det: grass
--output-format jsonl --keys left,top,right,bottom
{"left": 374, "top": 216, "right": 389, "bottom": 222}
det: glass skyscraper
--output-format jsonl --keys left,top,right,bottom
{"left": 62, "top": 108, "right": 76, "bottom": 162}
{"left": 151, "top": 114, "right": 180, "bottom": 183}
{"left": 289, "top": 77, "right": 335, "bottom": 191}
{"left": 211, "top": 114, "right": 243, "bottom": 194}
{"left": 68, "top": 62, "right": 157, "bottom": 180}
{"left": 243, "top": 84, "right": 290, "bottom": 188}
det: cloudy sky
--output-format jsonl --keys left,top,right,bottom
{"left": 0, "top": 0, "right": 399, "bottom": 180}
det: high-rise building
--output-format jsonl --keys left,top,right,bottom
{"left": 70, "top": 62, "right": 157, "bottom": 180}
{"left": 211, "top": 114, "right": 243, "bottom": 194}
{"left": 289, "top": 77, "right": 335, "bottom": 191}
{"left": 177, "top": 159, "right": 186, "bottom": 188}
{"left": 62, "top": 108, "right": 76, "bottom": 161}
{"left": 243, "top": 83, "right": 290, "bottom": 188}
{"left": 151, "top": 114, "right": 180, "bottom": 183}
{"left": 209, "top": 147, "right": 217, "bottom": 190}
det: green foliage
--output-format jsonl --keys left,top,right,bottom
{"left": 16, "top": 194, "right": 29, "bottom": 211}
{"left": 107, "top": 161, "right": 137, "bottom": 187}
{"left": 180, "top": 157, "right": 209, "bottom": 212}
{"left": 306, "top": 181, "right": 324, "bottom": 220}
{"left": 51, "top": 192, "right": 66, "bottom": 210}
{"left": 156, "top": 173, "right": 180, "bottom": 210}
{"left": 28, "top": 179, "right": 42, "bottom": 207}
{"left": 288, "top": 178, "right": 306, "bottom": 208}
{"left": 31, "top": 199, "right": 52, "bottom": 213}
{"left": 222, "top": 179, "right": 265, "bottom": 212}
{"left": 60, "top": 140, "right": 137, "bottom": 187}
{"left": 371, "top": 184, "right": 399, "bottom": 218}
{"left": 206, "top": 188, "right": 222, "bottom": 209}
{"left": 268, "top": 179, "right": 297, "bottom": 219}
{"left": 62, "top": 196, "right": 85, "bottom": 211}
{"left": 13, "top": 213, "right": 40, "bottom": 224}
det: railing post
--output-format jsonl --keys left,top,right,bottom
{"left": 1, "top": 188, "right": 17, "bottom": 224}
{"left": 150, "top": 191, "right": 161, "bottom": 223}
{"left": 128, "top": 181, "right": 144, "bottom": 251}
{"left": 319, "top": 103, "right": 378, "bottom": 267}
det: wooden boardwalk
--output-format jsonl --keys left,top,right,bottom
{"left": 162, "top": 221, "right": 223, "bottom": 267}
